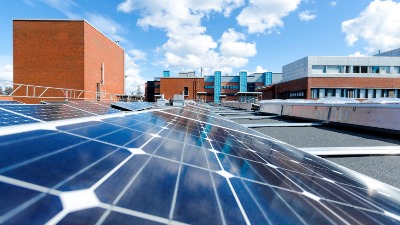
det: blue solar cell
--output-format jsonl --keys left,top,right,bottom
{"left": 2, "top": 141, "right": 119, "bottom": 188}
{"left": 172, "top": 165, "right": 223, "bottom": 224}
{"left": 182, "top": 145, "right": 209, "bottom": 169}
{"left": 0, "top": 104, "right": 94, "bottom": 121}
{"left": 141, "top": 138, "right": 164, "bottom": 154}
{"left": 0, "top": 108, "right": 38, "bottom": 126}
{"left": 3, "top": 195, "right": 62, "bottom": 225}
{"left": 58, "top": 208, "right": 106, "bottom": 225}
{"left": 102, "top": 211, "right": 163, "bottom": 225}
{"left": 321, "top": 200, "right": 399, "bottom": 224}
{"left": 154, "top": 139, "right": 184, "bottom": 161}
{"left": 0, "top": 131, "right": 86, "bottom": 171}
{"left": 0, "top": 100, "right": 22, "bottom": 104}
{"left": 124, "top": 133, "right": 153, "bottom": 149}
{"left": 58, "top": 122, "right": 122, "bottom": 139}
{"left": 56, "top": 149, "right": 131, "bottom": 191}
{"left": 117, "top": 158, "right": 179, "bottom": 218}
{"left": 95, "top": 155, "right": 150, "bottom": 204}
{"left": 97, "top": 128, "right": 144, "bottom": 146}
{"left": 210, "top": 173, "right": 247, "bottom": 225}
{"left": 0, "top": 182, "right": 41, "bottom": 216}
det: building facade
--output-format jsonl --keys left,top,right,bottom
{"left": 272, "top": 50, "right": 400, "bottom": 99}
{"left": 13, "top": 20, "right": 124, "bottom": 103}
{"left": 145, "top": 71, "right": 282, "bottom": 102}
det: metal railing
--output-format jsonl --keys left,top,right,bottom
{"left": 0, "top": 81, "right": 120, "bottom": 101}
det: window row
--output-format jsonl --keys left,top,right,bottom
{"left": 311, "top": 88, "right": 400, "bottom": 99}
{"left": 312, "top": 65, "right": 400, "bottom": 74}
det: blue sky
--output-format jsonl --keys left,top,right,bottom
{"left": 1, "top": 0, "right": 400, "bottom": 93}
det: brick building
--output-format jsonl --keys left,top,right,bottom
{"left": 260, "top": 49, "right": 400, "bottom": 99}
{"left": 13, "top": 20, "right": 124, "bottom": 103}
{"left": 145, "top": 71, "right": 282, "bottom": 102}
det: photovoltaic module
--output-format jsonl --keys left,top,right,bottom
{"left": 0, "top": 102, "right": 399, "bottom": 224}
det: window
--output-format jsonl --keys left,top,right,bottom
{"left": 372, "top": 66, "right": 380, "bottom": 73}
{"left": 204, "top": 86, "right": 214, "bottom": 89}
{"left": 325, "top": 89, "right": 336, "bottom": 97}
{"left": 388, "top": 90, "right": 395, "bottom": 98}
{"left": 183, "top": 87, "right": 189, "bottom": 96}
{"left": 380, "top": 66, "right": 390, "bottom": 74}
{"left": 326, "top": 66, "right": 342, "bottom": 73}
{"left": 361, "top": 66, "right": 368, "bottom": 73}
{"left": 222, "top": 86, "right": 239, "bottom": 89}
{"left": 347, "top": 89, "right": 355, "bottom": 98}
{"left": 311, "top": 89, "right": 319, "bottom": 98}
{"left": 394, "top": 67, "right": 400, "bottom": 74}
{"left": 353, "top": 66, "right": 360, "bottom": 73}
{"left": 345, "top": 66, "right": 351, "bottom": 73}
{"left": 312, "top": 65, "right": 326, "bottom": 74}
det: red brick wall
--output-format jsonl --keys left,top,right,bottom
{"left": 308, "top": 77, "right": 400, "bottom": 89}
{"left": 275, "top": 77, "right": 309, "bottom": 98}
{"left": 13, "top": 20, "right": 85, "bottom": 102}
{"left": 274, "top": 77, "right": 400, "bottom": 99}
{"left": 160, "top": 78, "right": 205, "bottom": 100}
{"left": 13, "top": 20, "right": 124, "bottom": 103}
{"left": 84, "top": 22, "right": 124, "bottom": 99}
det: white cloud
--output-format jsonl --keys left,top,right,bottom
{"left": 86, "top": 14, "right": 126, "bottom": 43}
{"left": 299, "top": 10, "right": 317, "bottom": 21}
{"left": 330, "top": 1, "right": 338, "bottom": 7}
{"left": 39, "top": 0, "right": 79, "bottom": 18}
{"left": 128, "top": 49, "right": 146, "bottom": 61}
{"left": 236, "top": 0, "right": 301, "bottom": 33}
{"left": 349, "top": 51, "right": 366, "bottom": 57}
{"left": 0, "top": 64, "right": 13, "bottom": 83}
{"left": 117, "top": 0, "right": 253, "bottom": 75}
{"left": 0, "top": 56, "right": 13, "bottom": 83}
{"left": 342, "top": 0, "right": 400, "bottom": 54}
{"left": 124, "top": 52, "right": 146, "bottom": 94}
{"left": 254, "top": 66, "right": 268, "bottom": 73}
{"left": 117, "top": 0, "right": 244, "bottom": 17}
{"left": 220, "top": 29, "right": 256, "bottom": 57}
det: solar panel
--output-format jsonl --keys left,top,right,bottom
{"left": 0, "top": 104, "right": 95, "bottom": 122}
{"left": 0, "top": 105, "right": 399, "bottom": 224}
{"left": 111, "top": 102, "right": 153, "bottom": 111}
{"left": 66, "top": 101, "right": 121, "bottom": 115}
{"left": 0, "top": 100, "right": 23, "bottom": 104}
{"left": 0, "top": 107, "right": 39, "bottom": 126}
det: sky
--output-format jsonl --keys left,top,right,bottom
{"left": 1, "top": 0, "right": 400, "bottom": 93}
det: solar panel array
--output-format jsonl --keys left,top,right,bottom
{"left": 0, "top": 105, "right": 399, "bottom": 224}
{"left": 0, "top": 100, "right": 23, "bottom": 104}
{"left": 0, "top": 101, "right": 123, "bottom": 127}
{"left": 111, "top": 102, "right": 153, "bottom": 111}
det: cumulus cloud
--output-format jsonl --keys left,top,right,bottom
{"left": 349, "top": 51, "right": 366, "bottom": 57}
{"left": 0, "top": 56, "right": 13, "bottom": 83}
{"left": 117, "top": 0, "right": 254, "bottom": 75}
{"left": 299, "top": 10, "right": 317, "bottom": 21}
{"left": 236, "top": 0, "right": 301, "bottom": 33}
{"left": 330, "top": 1, "right": 338, "bottom": 7}
{"left": 342, "top": 0, "right": 400, "bottom": 54}
{"left": 254, "top": 66, "right": 268, "bottom": 73}
{"left": 220, "top": 29, "right": 256, "bottom": 57}
{"left": 0, "top": 64, "right": 13, "bottom": 83}
{"left": 124, "top": 52, "right": 146, "bottom": 94}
